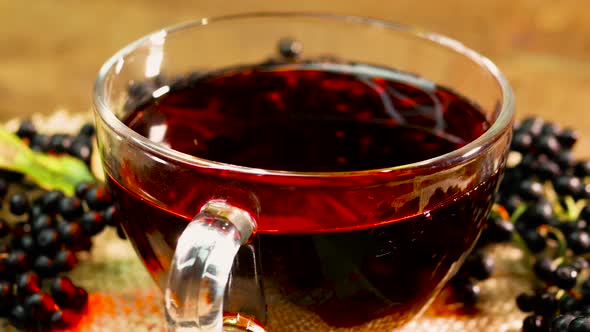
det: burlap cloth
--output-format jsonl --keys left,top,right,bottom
{"left": 0, "top": 112, "right": 531, "bottom": 332}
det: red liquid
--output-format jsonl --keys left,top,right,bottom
{"left": 127, "top": 63, "right": 487, "bottom": 172}
{"left": 108, "top": 63, "right": 497, "bottom": 330}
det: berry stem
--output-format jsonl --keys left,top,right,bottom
{"left": 555, "top": 288, "right": 566, "bottom": 301}
{"left": 539, "top": 225, "right": 568, "bottom": 259}
{"left": 563, "top": 195, "right": 580, "bottom": 221}
{"left": 510, "top": 203, "right": 528, "bottom": 223}
{"left": 506, "top": 203, "right": 535, "bottom": 258}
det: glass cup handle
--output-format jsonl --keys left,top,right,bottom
{"left": 165, "top": 200, "right": 257, "bottom": 332}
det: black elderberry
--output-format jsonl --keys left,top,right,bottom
{"left": 27, "top": 203, "right": 44, "bottom": 222}
{"left": 560, "top": 294, "right": 580, "bottom": 313}
{"left": 278, "top": 38, "right": 303, "bottom": 59}
{"left": 57, "top": 222, "right": 91, "bottom": 252}
{"left": 10, "top": 304, "right": 28, "bottom": 330}
{"left": 533, "top": 257, "right": 555, "bottom": 283}
{"left": 59, "top": 196, "right": 84, "bottom": 221}
{"left": 13, "top": 234, "right": 36, "bottom": 254}
{"left": 41, "top": 190, "right": 65, "bottom": 214}
{"left": 50, "top": 276, "right": 75, "bottom": 303}
{"left": 518, "top": 180, "right": 545, "bottom": 201}
{"left": 503, "top": 194, "right": 523, "bottom": 213}
{"left": 460, "top": 251, "right": 495, "bottom": 280}
{"left": 535, "top": 160, "right": 561, "bottom": 183}
{"left": 6, "top": 250, "right": 30, "bottom": 274}
{"left": 9, "top": 192, "right": 29, "bottom": 216}
{"left": 541, "top": 122, "right": 560, "bottom": 136}
{"left": 575, "top": 160, "right": 590, "bottom": 178}
{"left": 102, "top": 205, "right": 118, "bottom": 227}
{"left": 36, "top": 229, "right": 61, "bottom": 255}
{"left": 74, "top": 182, "right": 93, "bottom": 199}
{"left": 85, "top": 185, "right": 113, "bottom": 211}
{"left": 536, "top": 134, "right": 561, "bottom": 157}
{"left": 518, "top": 117, "right": 544, "bottom": 137}
{"left": 581, "top": 206, "right": 590, "bottom": 223}
{"left": 69, "top": 137, "right": 93, "bottom": 163}
{"left": 557, "top": 128, "right": 578, "bottom": 148}
{"left": 33, "top": 255, "right": 56, "bottom": 278}
{"left": 554, "top": 265, "right": 579, "bottom": 290}
{"left": 78, "top": 123, "right": 96, "bottom": 137}
{"left": 520, "top": 154, "right": 539, "bottom": 173}
{"left": 73, "top": 287, "right": 88, "bottom": 309}
{"left": 30, "top": 214, "right": 55, "bottom": 234}
{"left": 572, "top": 257, "right": 590, "bottom": 272}
{"left": 16, "top": 120, "right": 36, "bottom": 140}
{"left": 534, "top": 291, "right": 558, "bottom": 316}
{"left": 556, "top": 150, "right": 576, "bottom": 171}
{"left": 569, "top": 316, "right": 590, "bottom": 332}
{"left": 521, "top": 228, "right": 547, "bottom": 253}
{"left": 511, "top": 132, "right": 534, "bottom": 152}
{"left": 54, "top": 250, "right": 78, "bottom": 272}
{"left": 559, "top": 220, "right": 586, "bottom": 237}
{"left": 517, "top": 293, "right": 536, "bottom": 312}
{"left": 522, "top": 314, "right": 545, "bottom": 332}
{"left": 23, "top": 292, "right": 57, "bottom": 321}
{"left": 450, "top": 278, "right": 481, "bottom": 305}
{"left": 568, "top": 231, "right": 590, "bottom": 255}
{"left": 17, "top": 271, "right": 41, "bottom": 295}
{"left": 50, "top": 309, "right": 80, "bottom": 329}
{"left": 51, "top": 276, "right": 87, "bottom": 309}
{"left": 57, "top": 221, "right": 85, "bottom": 243}
{"left": 554, "top": 176, "right": 584, "bottom": 197}
{"left": 500, "top": 169, "right": 524, "bottom": 194}
{"left": 521, "top": 199, "right": 553, "bottom": 226}
{"left": 577, "top": 184, "right": 590, "bottom": 200}
{"left": 80, "top": 211, "right": 106, "bottom": 236}
{"left": 486, "top": 215, "right": 514, "bottom": 243}
{"left": 551, "top": 314, "right": 576, "bottom": 332}
{"left": 48, "top": 134, "right": 74, "bottom": 153}
{"left": 29, "top": 133, "right": 50, "bottom": 152}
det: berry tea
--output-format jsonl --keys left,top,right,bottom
{"left": 106, "top": 61, "right": 499, "bottom": 330}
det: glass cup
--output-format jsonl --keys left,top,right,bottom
{"left": 93, "top": 12, "right": 514, "bottom": 332}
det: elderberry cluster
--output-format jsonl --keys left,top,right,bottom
{"left": 447, "top": 207, "right": 515, "bottom": 304}
{"left": 507, "top": 118, "right": 590, "bottom": 331}
{"left": 0, "top": 121, "right": 123, "bottom": 330}
{"left": 450, "top": 116, "right": 590, "bottom": 331}
{"left": 16, "top": 120, "right": 94, "bottom": 165}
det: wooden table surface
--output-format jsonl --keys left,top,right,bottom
{"left": 2, "top": 0, "right": 590, "bottom": 156}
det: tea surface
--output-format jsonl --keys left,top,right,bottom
{"left": 125, "top": 63, "right": 488, "bottom": 172}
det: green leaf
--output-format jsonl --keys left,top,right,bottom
{"left": 0, "top": 126, "right": 94, "bottom": 195}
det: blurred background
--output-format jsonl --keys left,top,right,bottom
{"left": 1, "top": 0, "right": 590, "bottom": 154}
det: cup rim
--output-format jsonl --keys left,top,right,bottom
{"left": 93, "top": 11, "right": 514, "bottom": 178}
